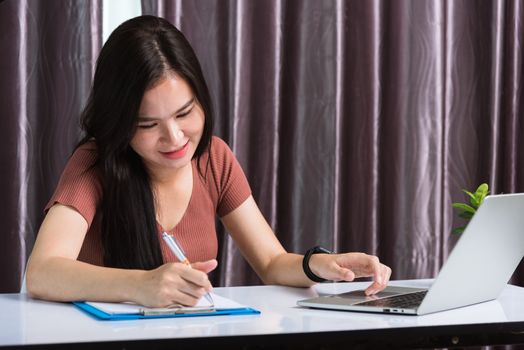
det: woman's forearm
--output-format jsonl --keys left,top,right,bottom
{"left": 262, "top": 253, "right": 315, "bottom": 287}
{"left": 26, "top": 256, "right": 144, "bottom": 303}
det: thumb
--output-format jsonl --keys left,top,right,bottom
{"left": 191, "top": 259, "right": 218, "bottom": 274}
{"left": 330, "top": 266, "right": 356, "bottom": 282}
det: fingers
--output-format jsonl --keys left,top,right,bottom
{"left": 165, "top": 288, "right": 205, "bottom": 307}
{"left": 139, "top": 261, "right": 214, "bottom": 308}
{"left": 328, "top": 265, "right": 356, "bottom": 282}
{"left": 308, "top": 253, "right": 358, "bottom": 282}
{"left": 365, "top": 263, "right": 392, "bottom": 295}
{"left": 191, "top": 259, "right": 218, "bottom": 274}
{"left": 311, "top": 253, "right": 392, "bottom": 294}
{"left": 340, "top": 254, "right": 391, "bottom": 283}
{"left": 179, "top": 264, "right": 213, "bottom": 293}
{"left": 352, "top": 254, "right": 390, "bottom": 295}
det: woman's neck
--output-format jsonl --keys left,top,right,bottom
{"left": 147, "top": 161, "right": 192, "bottom": 187}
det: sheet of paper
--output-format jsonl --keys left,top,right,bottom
{"left": 84, "top": 292, "right": 246, "bottom": 315}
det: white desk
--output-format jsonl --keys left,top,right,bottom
{"left": 2, "top": 280, "right": 524, "bottom": 349}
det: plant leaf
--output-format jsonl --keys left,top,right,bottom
{"left": 476, "top": 183, "right": 489, "bottom": 194}
{"left": 475, "top": 183, "right": 489, "bottom": 203}
{"left": 452, "top": 227, "right": 465, "bottom": 235}
{"left": 459, "top": 211, "right": 474, "bottom": 219}
{"left": 463, "top": 190, "right": 479, "bottom": 208}
{"left": 452, "top": 203, "right": 476, "bottom": 214}
{"left": 452, "top": 183, "right": 490, "bottom": 237}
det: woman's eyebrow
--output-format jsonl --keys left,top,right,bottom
{"left": 138, "top": 97, "right": 195, "bottom": 121}
{"left": 174, "top": 97, "right": 195, "bottom": 114}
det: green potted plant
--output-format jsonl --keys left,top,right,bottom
{"left": 451, "top": 183, "right": 489, "bottom": 235}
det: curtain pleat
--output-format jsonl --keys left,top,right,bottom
{"left": 142, "top": 0, "right": 524, "bottom": 288}
{"left": 0, "top": 0, "right": 522, "bottom": 292}
{"left": 0, "top": 0, "right": 101, "bottom": 292}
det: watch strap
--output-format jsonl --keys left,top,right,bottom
{"left": 302, "top": 246, "right": 333, "bottom": 283}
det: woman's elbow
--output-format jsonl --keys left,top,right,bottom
{"left": 258, "top": 271, "right": 277, "bottom": 285}
{"left": 24, "top": 260, "right": 47, "bottom": 299}
{"left": 256, "top": 261, "right": 287, "bottom": 286}
{"left": 24, "top": 264, "right": 37, "bottom": 298}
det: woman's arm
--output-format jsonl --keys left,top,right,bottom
{"left": 220, "top": 196, "right": 310, "bottom": 286}
{"left": 221, "top": 196, "right": 391, "bottom": 293}
{"left": 26, "top": 204, "right": 216, "bottom": 307}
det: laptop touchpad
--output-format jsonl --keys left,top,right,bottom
{"left": 333, "top": 286, "right": 426, "bottom": 304}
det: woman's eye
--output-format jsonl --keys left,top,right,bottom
{"left": 177, "top": 108, "right": 192, "bottom": 118}
{"left": 137, "top": 123, "right": 157, "bottom": 129}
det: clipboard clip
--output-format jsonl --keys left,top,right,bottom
{"left": 140, "top": 305, "right": 216, "bottom": 316}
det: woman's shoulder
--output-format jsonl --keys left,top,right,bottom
{"left": 195, "top": 135, "right": 239, "bottom": 183}
{"left": 209, "top": 135, "right": 230, "bottom": 150}
{"left": 208, "top": 135, "right": 235, "bottom": 161}
{"left": 67, "top": 141, "right": 99, "bottom": 172}
{"left": 75, "top": 140, "right": 98, "bottom": 154}
{"left": 47, "top": 140, "right": 102, "bottom": 226}
{"left": 201, "top": 135, "right": 247, "bottom": 182}
{"left": 198, "top": 136, "right": 251, "bottom": 217}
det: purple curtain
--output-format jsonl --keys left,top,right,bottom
{"left": 0, "top": 0, "right": 101, "bottom": 292}
{"left": 142, "top": 0, "right": 524, "bottom": 287}
{"left": 0, "top": 0, "right": 522, "bottom": 293}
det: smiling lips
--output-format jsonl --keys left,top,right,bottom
{"left": 161, "top": 141, "right": 189, "bottom": 159}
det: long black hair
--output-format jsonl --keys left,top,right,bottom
{"left": 79, "top": 15, "right": 214, "bottom": 270}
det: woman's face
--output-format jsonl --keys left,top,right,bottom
{"left": 130, "top": 74, "right": 205, "bottom": 176}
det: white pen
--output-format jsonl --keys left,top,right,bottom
{"left": 162, "top": 232, "right": 214, "bottom": 306}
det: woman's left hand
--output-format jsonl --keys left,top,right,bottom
{"left": 308, "top": 253, "right": 392, "bottom": 295}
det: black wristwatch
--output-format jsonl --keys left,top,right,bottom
{"left": 302, "top": 246, "right": 333, "bottom": 283}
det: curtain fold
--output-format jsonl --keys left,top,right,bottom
{"left": 142, "top": 0, "right": 524, "bottom": 287}
{"left": 0, "top": 0, "right": 101, "bottom": 292}
{"left": 0, "top": 0, "right": 522, "bottom": 292}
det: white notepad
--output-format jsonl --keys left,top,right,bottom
{"left": 85, "top": 293, "right": 245, "bottom": 315}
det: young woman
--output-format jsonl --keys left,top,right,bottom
{"left": 25, "top": 15, "right": 391, "bottom": 308}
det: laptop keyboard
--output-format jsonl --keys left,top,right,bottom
{"left": 355, "top": 290, "right": 428, "bottom": 309}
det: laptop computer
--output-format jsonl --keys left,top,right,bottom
{"left": 297, "top": 193, "right": 524, "bottom": 315}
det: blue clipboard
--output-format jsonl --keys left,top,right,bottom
{"left": 73, "top": 301, "right": 260, "bottom": 320}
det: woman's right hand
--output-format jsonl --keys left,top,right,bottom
{"left": 135, "top": 259, "right": 218, "bottom": 308}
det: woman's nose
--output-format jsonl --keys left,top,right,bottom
{"left": 163, "top": 121, "right": 184, "bottom": 144}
